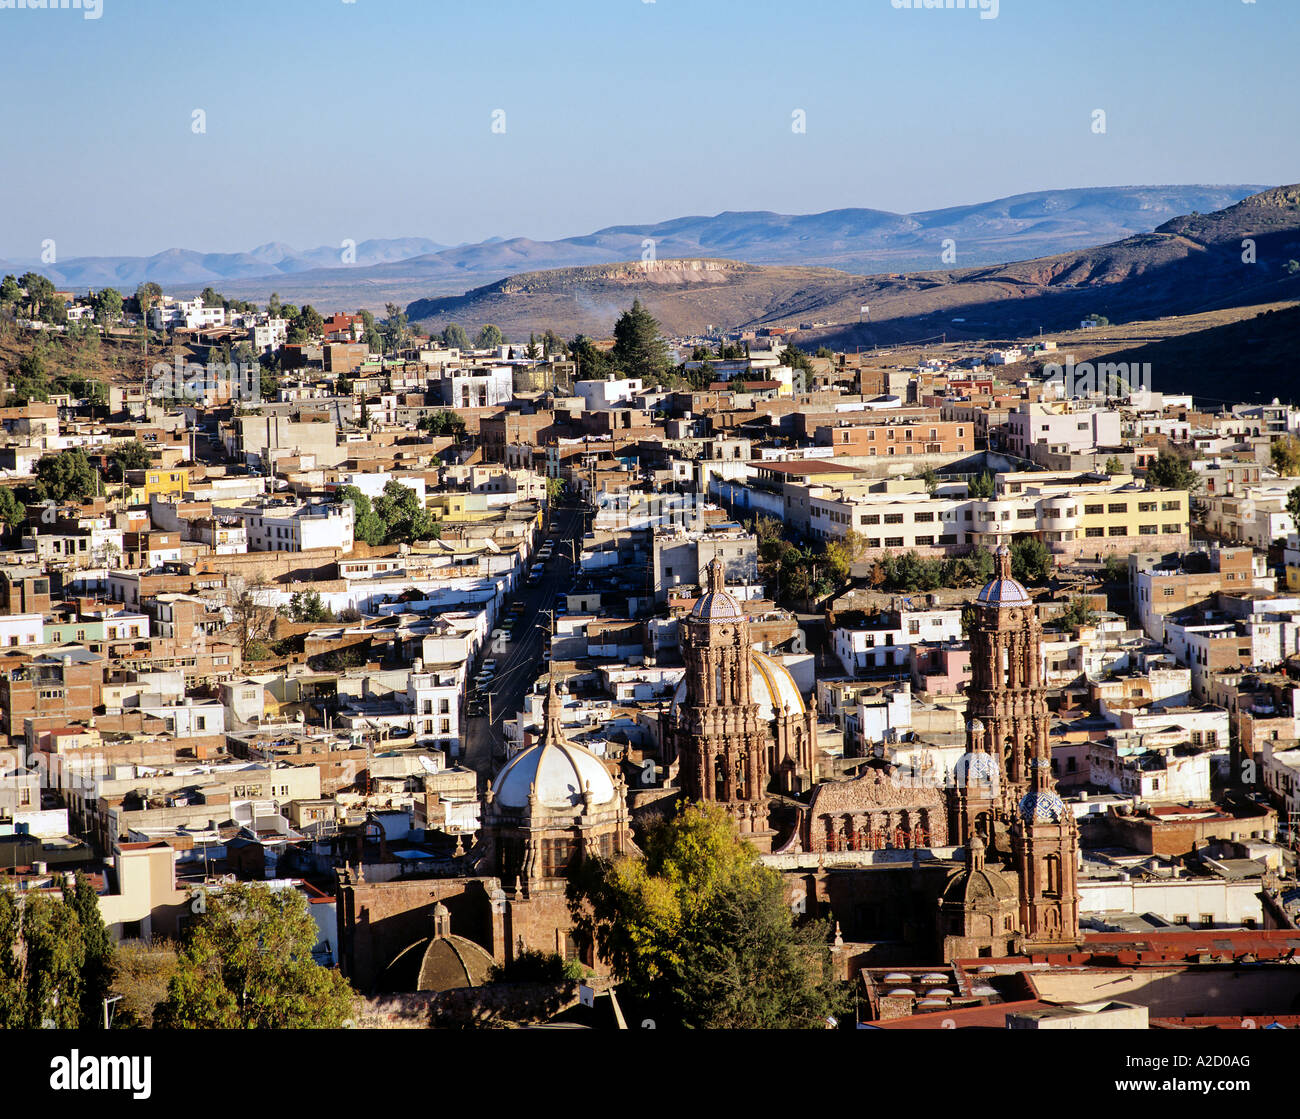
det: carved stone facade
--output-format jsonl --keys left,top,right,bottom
{"left": 801, "top": 766, "right": 948, "bottom": 854}
{"left": 667, "top": 558, "right": 815, "bottom": 850}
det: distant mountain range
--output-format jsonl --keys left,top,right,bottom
{"left": 0, "top": 186, "right": 1268, "bottom": 308}
{"left": 404, "top": 185, "right": 1300, "bottom": 342}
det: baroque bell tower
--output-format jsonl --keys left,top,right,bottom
{"left": 669, "top": 558, "right": 774, "bottom": 850}
{"left": 965, "top": 545, "right": 1052, "bottom": 804}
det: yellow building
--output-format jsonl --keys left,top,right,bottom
{"left": 428, "top": 492, "right": 495, "bottom": 523}
{"left": 1076, "top": 488, "right": 1189, "bottom": 544}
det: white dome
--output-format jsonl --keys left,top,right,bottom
{"left": 672, "top": 649, "right": 806, "bottom": 720}
{"left": 494, "top": 740, "right": 616, "bottom": 810}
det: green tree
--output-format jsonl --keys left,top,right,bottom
{"left": 541, "top": 328, "right": 566, "bottom": 358}
{"left": 1146, "top": 450, "right": 1199, "bottom": 491}
{"left": 18, "top": 272, "right": 56, "bottom": 319}
{"left": 0, "top": 890, "right": 25, "bottom": 1028}
{"left": 134, "top": 281, "right": 162, "bottom": 316}
{"left": 418, "top": 410, "right": 466, "bottom": 439}
{"left": 966, "top": 470, "right": 996, "bottom": 499}
{"left": 336, "top": 485, "right": 384, "bottom": 546}
{"left": 288, "top": 589, "right": 334, "bottom": 623}
{"left": 200, "top": 286, "right": 224, "bottom": 308}
{"left": 108, "top": 440, "right": 153, "bottom": 479}
{"left": 382, "top": 302, "right": 409, "bottom": 353}
{"left": 569, "top": 334, "right": 614, "bottom": 379}
{"left": 1010, "top": 535, "right": 1053, "bottom": 584}
{"left": 0, "top": 274, "right": 20, "bottom": 311}
{"left": 374, "top": 479, "right": 438, "bottom": 543}
{"left": 21, "top": 891, "right": 86, "bottom": 1029}
{"left": 1103, "top": 455, "right": 1124, "bottom": 475}
{"left": 441, "top": 322, "right": 469, "bottom": 350}
{"left": 65, "top": 870, "right": 113, "bottom": 1028}
{"left": 7, "top": 350, "right": 50, "bottom": 403}
{"left": 611, "top": 299, "right": 670, "bottom": 385}
{"left": 1285, "top": 486, "right": 1300, "bottom": 529}
{"left": 1056, "top": 596, "right": 1097, "bottom": 630}
{"left": 1102, "top": 553, "right": 1129, "bottom": 583}
{"left": 567, "top": 803, "right": 849, "bottom": 1029}
{"left": 0, "top": 486, "right": 26, "bottom": 537}
{"left": 545, "top": 476, "right": 564, "bottom": 505}
{"left": 35, "top": 447, "right": 98, "bottom": 503}
{"left": 154, "top": 883, "right": 356, "bottom": 1029}
{"left": 474, "top": 323, "right": 504, "bottom": 350}
{"left": 1269, "top": 434, "right": 1300, "bottom": 477}
{"left": 92, "top": 287, "right": 124, "bottom": 325}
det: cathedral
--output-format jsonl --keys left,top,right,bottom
{"left": 665, "top": 545, "right": 1080, "bottom": 960}
{"left": 664, "top": 557, "right": 818, "bottom": 850}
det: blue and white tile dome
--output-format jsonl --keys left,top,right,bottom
{"left": 1018, "top": 789, "right": 1067, "bottom": 824}
{"left": 955, "top": 750, "right": 1000, "bottom": 788}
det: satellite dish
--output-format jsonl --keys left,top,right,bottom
{"left": 417, "top": 755, "right": 440, "bottom": 775}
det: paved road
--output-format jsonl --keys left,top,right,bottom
{"left": 461, "top": 502, "right": 585, "bottom": 789}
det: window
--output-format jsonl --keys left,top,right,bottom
{"left": 914, "top": 535, "right": 935, "bottom": 546}
{"left": 1161, "top": 500, "right": 1180, "bottom": 511}
{"left": 1163, "top": 523, "right": 1181, "bottom": 533}
{"left": 1139, "top": 524, "right": 1158, "bottom": 535}
{"left": 1084, "top": 503, "right": 1104, "bottom": 515}
{"left": 885, "top": 537, "right": 904, "bottom": 548}
{"left": 863, "top": 514, "right": 880, "bottom": 525}
{"left": 867, "top": 539, "right": 880, "bottom": 548}
{"left": 1108, "top": 525, "right": 1126, "bottom": 536}
{"left": 1107, "top": 502, "right": 1127, "bottom": 513}
{"left": 1017, "top": 508, "right": 1034, "bottom": 519}
{"left": 1085, "top": 527, "right": 1104, "bottom": 537}
{"left": 914, "top": 511, "right": 934, "bottom": 523}
{"left": 1200, "top": 914, "right": 1215, "bottom": 926}
{"left": 1162, "top": 587, "right": 1175, "bottom": 597}
{"left": 1138, "top": 501, "right": 1157, "bottom": 512}
{"left": 884, "top": 513, "right": 904, "bottom": 524}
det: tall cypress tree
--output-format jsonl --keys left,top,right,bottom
{"left": 611, "top": 299, "right": 670, "bottom": 384}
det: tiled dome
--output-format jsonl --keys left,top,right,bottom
{"left": 1018, "top": 789, "right": 1067, "bottom": 824}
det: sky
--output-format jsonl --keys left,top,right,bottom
{"left": 1, "top": 0, "right": 1296, "bottom": 259}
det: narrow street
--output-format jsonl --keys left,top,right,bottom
{"left": 461, "top": 501, "right": 585, "bottom": 789}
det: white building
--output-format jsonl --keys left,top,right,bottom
{"left": 230, "top": 499, "right": 354, "bottom": 552}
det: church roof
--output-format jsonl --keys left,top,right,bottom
{"left": 690, "top": 555, "right": 744, "bottom": 622}
{"left": 671, "top": 649, "right": 807, "bottom": 721}
{"left": 1018, "top": 789, "right": 1068, "bottom": 824}
{"left": 976, "top": 544, "right": 1032, "bottom": 608}
{"left": 493, "top": 675, "right": 617, "bottom": 810}
{"left": 417, "top": 933, "right": 495, "bottom": 993}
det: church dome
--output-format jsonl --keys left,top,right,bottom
{"left": 941, "top": 864, "right": 1016, "bottom": 906}
{"left": 690, "top": 556, "right": 745, "bottom": 622}
{"left": 976, "top": 544, "right": 1032, "bottom": 608}
{"left": 692, "top": 588, "right": 744, "bottom": 622}
{"left": 976, "top": 576, "right": 1032, "bottom": 608}
{"left": 953, "top": 750, "right": 1000, "bottom": 789}
{"left": 671, "top": 649, "right": 807, "bottom": 721}
{"left": 494, "top": 739, "right": 617, "bottom": 810}
{"left": 1018, "top": 789, "right": 1068, "bottom": 824}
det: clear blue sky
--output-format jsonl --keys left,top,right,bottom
{"left": 2, "top": 0, "right": 1295, "bottom": 258}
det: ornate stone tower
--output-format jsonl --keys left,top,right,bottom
{"left": 947, "top": 717, "right": 1007, "bottom": 851}
{"left": 669, "top": 558, "right": 775, "bottom": 850}
{"left": 1012, "top": 763, "right": 1081, "bottom": 949}
{"left": 965, "top": 545, "right": 1051, "bottom": 803}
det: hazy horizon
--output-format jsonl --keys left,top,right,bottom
{"left": 2, "top": 0, "right": 1296, "bottom": 259}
